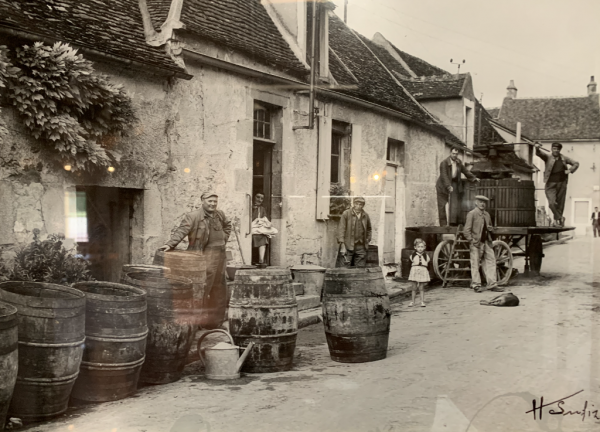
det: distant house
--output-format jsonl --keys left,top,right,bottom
{"left": 492, "top": 77, "right": 600, "bottom": 234}
{"left": 0, "top": 0, "right": 470, "bottom": 279}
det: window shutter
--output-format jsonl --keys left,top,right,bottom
{"left": 350, "top": 124, "right": 362, "bottom": 197}
{"left": 316, "top": 106, "right": 332, "bottom": 220}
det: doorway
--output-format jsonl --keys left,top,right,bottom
{"left": 252, "top": 142, "right": 273, "bottom": 265}
{"left": 571, "top": 198, "right": 591, "bottom": 236}
{"left": 75, "top": 186, "right": 139, "bottom": 282}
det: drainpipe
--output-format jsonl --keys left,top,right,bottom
{"left": 293, "top": 0, "right": 318, "bottom": 131}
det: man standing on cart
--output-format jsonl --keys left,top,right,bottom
{"left": 436, "top": 147, "right": 480, "bottom": 226}
{"left": 535, "top": 142, "right": 579, "bottom": 227}
{"left": 464, "top": 195, "right": 501, "bottom": 293}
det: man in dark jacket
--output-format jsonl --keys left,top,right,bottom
{"left": 535, "top": 142, "right": 579, "bottom": 227}
{"left": 336, "top": 197, "right": 372, "bottom": 267}
{"left": 159, "top": 191, "right": 232, "bottom": 329}
{"left": 436, "top": 147, "right": 479, "bottom": 226}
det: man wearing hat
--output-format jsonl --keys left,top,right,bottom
{"left": 159, "top": 191, "right": 232, "bottom": 329}
{"left": 436, "top": 147, "right": 480, "bottom": 226}
{"left": 336, "top": 196, "right": 372, "bottom": 268}
{"left": 464, "top": 195, "right": 500, "bottom": 292}
{"left": 535, "top": 142, "right": 579, "bottom": 226}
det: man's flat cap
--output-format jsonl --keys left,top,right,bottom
{"left": 475, "top": 195, "right": 490, "bottom": 201}
{"left": 354, "top": 196, "right": 366, "bottom": 203}
{"left": 201, "top": 191, "right": 218, "bottom": 200}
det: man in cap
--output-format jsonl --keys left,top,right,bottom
{"left": 535, "top": 142, "right": 579, "bottom": 227}
{"left": 436, "top": 147, "right": 480, "bottom": 226}
{"left": 159, "top": 191, "right": 232, "bottom": 329}
{"left": 464, "top": 195, "right": 500, "bottom": 293}
{"left": 336, "top": 196, "right": 372, "bottom": 268}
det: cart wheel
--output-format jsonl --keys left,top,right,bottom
{"left": 492, "top": 240, "right": 513, "bottom": 286}
{"left": 529, "top": 235, "right": 543, "bottom": 274}
{"left": 433, "top": 240, "right": 454, "bottom": 280}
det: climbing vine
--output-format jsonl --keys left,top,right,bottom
{"left": 2, "top": 42, "right": 136, "bottom": 171}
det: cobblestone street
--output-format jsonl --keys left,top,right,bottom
{"left": 21, "top": 236, "right": 600, "bottom": 432}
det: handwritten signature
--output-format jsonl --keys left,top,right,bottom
{"left": 526, "top": 389, "right": 600, "bottom": 422}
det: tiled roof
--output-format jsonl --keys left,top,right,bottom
{"left": 497, "top": 96, "right": 600, "bottom": 141}
{"left": 328, "top": 15, "right": 439, "bottom": 126}
{"left": 0, "top": 0, "right": 185, "bottom": 75}
{"left": 474, "top": 100, "right": 507, "bottom": 146}
{"left": 146, "top": 0, "right": 308, "bottom": 76}
{"left": 486, "top": 107, "right": 500, "bottom": 118}
{"left": 391, "top": 45, "right": 449, "bottom": 77}
{"left": 400, "top": 74, "right": 467, "bottom": 101}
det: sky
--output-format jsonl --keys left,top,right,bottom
{"left": 329, "top": 0, "right": 600, "bottom": 109}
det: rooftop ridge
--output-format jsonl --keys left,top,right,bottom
{"left": 511, "top": 95, "right": 593, "bottom": 101}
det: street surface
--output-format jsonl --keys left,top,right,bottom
{"left": 20, "top": 236, "right": 600, "bottom": 432}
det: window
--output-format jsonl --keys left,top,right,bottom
{"left": 387, "top": 138, "right": 405, "bottom": 165}
{"left": 331, "top": 133, "right": 342, "bottom": 183}
{"left": 253, "top": 103, "right": 272, "bottom": 140}
{"left": 331, "top": 121, "right": 351, "bottom": 185}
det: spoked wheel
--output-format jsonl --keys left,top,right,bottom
{"left": 433, "top": 240, "right": 453, "bottom": 280}
{"left": 492, "top": 240, "right": 513, "bottom": 286}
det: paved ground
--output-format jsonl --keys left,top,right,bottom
{"left": 19, "top": 236, "right": 600, "bottom": 432}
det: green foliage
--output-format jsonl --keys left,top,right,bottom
{"left": 0, "top": 229, "right": 93, "bottom": 285}
{"left": 0, "top": 45, "right": 19, "bottom": 141}
{"left": 4, "top": 42, "right": 136, "bottom": 171}
{"left": 329, "top": 184, "right": 351, "bottom": 215}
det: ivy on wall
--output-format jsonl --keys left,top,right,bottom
{"left": 0, "top": 45, "right": 19, "bottom": 141}
{"left": 1, "top": 42, "right": 136, "bottom": 171}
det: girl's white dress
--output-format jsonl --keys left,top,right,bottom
{"left": 408, "top": 252, "right": 431, "bottom": 282}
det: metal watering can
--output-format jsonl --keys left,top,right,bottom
{"left": 197, "top": 329, "right": 254, "bottom": 380}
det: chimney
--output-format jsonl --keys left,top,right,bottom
{"left": 506, "top": 80, "right": 517, "bottom": 99}
{"left": 588, "top": 76, "right": 597, "bottom": 96}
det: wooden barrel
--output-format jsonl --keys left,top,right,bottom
{"left": 366, "top": 245, "right": 379, "bottom": 267}
{"left": 121, "top": 272, "right": 194, "bottom": 384}
{"left": 0, "top": 301, "right": 18, "bottom": 429}
{"left": 70, "top": 282, "right": 147, "bottom": 403}
{"left": 400, "top": 249, "right": 435, "bottom": 279}
{"left": 322, "top": 267, "right": 391, "bottom": 363}
{"left": 0, "top": 282, "right": 85, "bottom": 421}
{"left": 229, "top": 269, "right": 298, "bottom": 373}
{"left": 120, "top": 264, "right": 170, "bottom": 286}
{"left": 153, "top": 250, "right": 206, "bottom": 316}
{"left": 473, "top": 179, "right": 536, "bottom": 227}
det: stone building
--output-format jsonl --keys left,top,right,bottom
{"left": 492, "top": 77, "right": 600, "bottom": 235}
{"left": 0, "top": 0, "right": 470, "bottom": 281}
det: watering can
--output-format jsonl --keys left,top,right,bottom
{"left": 197, "top": 329, "right": 255, "bottom": 380}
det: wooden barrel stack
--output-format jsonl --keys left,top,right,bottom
{"left": 462, "top": 179, "right": 536, "bottom": 227}
{"left": 322, "top": 267, "right": 391, "bottom": 363}
{"left": 0, "top": 301, "right": 18, "bottom": 429}
{"left": 154, "top": 250, "right": 206, "bottom": 328}
{"left": 121, "top": 272, "right": 195, "bottom": 384}
{"left": 0, "top": 282, "right": 85, "bottom": 421}
{"left": 229, "top": 268, "right": 298, "bottom": 373}
{"left": 71, "top": 282, "right": 148, "bottom": 403}
{"left": 120, "top": 264, "right": 170, "bottom": 286}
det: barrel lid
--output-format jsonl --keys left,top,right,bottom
{"left": 291, "top": 265, "right": 326, "bottom": 272}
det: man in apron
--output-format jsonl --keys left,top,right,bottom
{"left": 159, "top": 191, "right": 232, "bottom": 329}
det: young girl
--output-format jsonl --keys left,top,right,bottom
{"left": 408, "top": 238, "right": 430, "bottom": 307}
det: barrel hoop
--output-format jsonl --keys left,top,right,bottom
{"left": 16, "top": 371, "right": 79, "bottom": 384}
{"left": 86, "top": 306, "right": 147, "bottom": 314}
{"left": 85, "top": 330, "right": 148, "bottom": 343}
{"left": 232, "top": 332, "right": 298, "bottom": 339}
{"left": 10, "top": 311, "right": 85, "bottom": 319}
{"left": 228, "top": 304, "right": 297, "bottom": 309}
{"left": 18, "top": 338, "right": 85, "bottom": 348}
{"left": 0, "top": 341, "right": 18, "bottom": 356}
{"left": 80, "top": 356, "right": 146, "bottom": 370}
{"left": 322, "top": 294, "right": 389, "bottom": 299}
{"left": 324, "top": 330, "right": 389, "bottom": 338}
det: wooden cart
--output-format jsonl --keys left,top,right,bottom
{"left": 405, "top": 225, "right": 574, "bottom": 287}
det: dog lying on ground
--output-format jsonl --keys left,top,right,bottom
{"left": 480, "top": 292, "right": 519, "bottom": 307}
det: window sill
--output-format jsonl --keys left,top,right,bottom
{"left": 327, "top": 214, "right": 342, "bottom": 219}
{"left": 253, "top": 137, "right": 276, "bottom": 144}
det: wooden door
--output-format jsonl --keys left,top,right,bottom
{"left": 383, "top": 165, "right": 397, "bottom": 263}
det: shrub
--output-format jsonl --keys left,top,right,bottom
{"left": 0, "top": 229, "right": 93, "bottom": 285}
{"left": 4, "top": 42, "right": 136, "bottom": 171}
{"left": 329, "top": 184, "right": 351, "bottom": 215}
